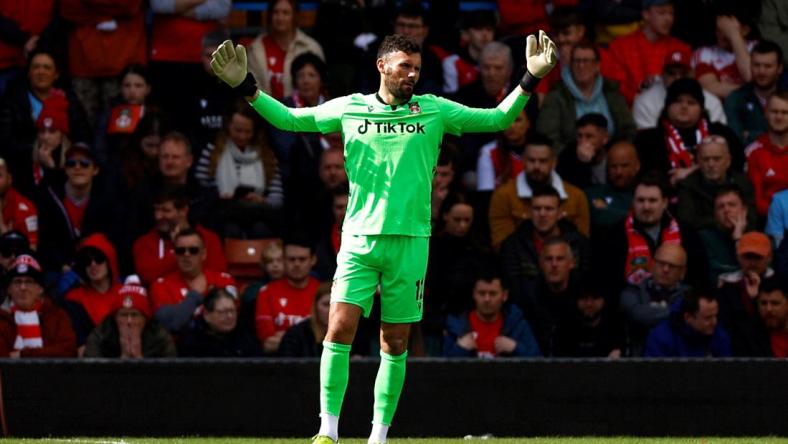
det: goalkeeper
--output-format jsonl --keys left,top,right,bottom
{"left": 211, "top": 32, "right": 557, "bottom": 444}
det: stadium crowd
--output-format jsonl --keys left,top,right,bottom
{"left": 0, "top": 0, "right": 786, "bottom": 359}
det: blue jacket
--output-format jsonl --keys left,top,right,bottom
{"left": 443, "top": 305, "right": 541, "bottom": 358}
{"left": 643, "top": 316, "right": 732, "bottom": 358}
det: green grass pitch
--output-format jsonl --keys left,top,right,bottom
{"left": 5, "top": 438, "right": 788, "bottom": 444}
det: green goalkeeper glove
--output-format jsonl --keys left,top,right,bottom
{"left": 520, "top": 30, "right": 559, "bottom": 92}
{"left": 211, "top": 40, "right": 257, "bottom": 97}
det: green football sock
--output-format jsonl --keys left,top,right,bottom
{"left": 320, "top": 341, "right": 352, "bottom": 416}
{"left": 372, "top": 350, "right": 408, "bottom": 426}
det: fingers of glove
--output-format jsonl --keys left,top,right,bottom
{"left": 539, "top": 30, "right": 549, "bottom": 54}
{"left": 526, "top": 34, "right": 537, "bottom": 58}
{"left": 546, "top": 39, "right": 558, "bottom": 65}
{"left": 235, "top": 44, "right": 247, "bottom": 69}
{"left": 220, "top": 40, "right": 234, "bottom": 62}
{"left": 210, "top": 58, "right": 224, "bottom": 75}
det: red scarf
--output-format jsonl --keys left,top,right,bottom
{"left": 11, "top": 300, "right": 44, "bottom": 350}
{"left": 662, "top": 118, "right": 709, "bottom": 169}
{"left": 490, "top": 144, "right": 523, "bottom": 187}
{"left": 624, "top": 212, "right": 682, "bottom": 284}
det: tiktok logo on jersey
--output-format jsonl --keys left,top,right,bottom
{"left": 357, "top": 119, "right": 425, "bottom": 134}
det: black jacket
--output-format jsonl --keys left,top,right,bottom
{"left": 178, "top": 318, "right": 262, "bottom": 358}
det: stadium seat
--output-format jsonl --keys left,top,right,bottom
{"left": 224, "top": 238, "right": 281, "bottom": 288}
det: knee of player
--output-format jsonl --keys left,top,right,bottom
{"left": 380, "top": 331, "right": 408, "bottom": 355}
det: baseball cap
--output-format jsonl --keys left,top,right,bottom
{"left": 0, "top": 231, "right": 30, "bottom": 258}
{"left": 64, "top": 142, "right": 96, "bottom": 162}
{"left": 6, "top": 254, "right": 44, "bottom": 286}
{"left": 736, "top": 232, "right": 772, "bottom": 257}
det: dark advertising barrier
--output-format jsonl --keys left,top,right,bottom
{"left": 1, "top": 358, "right": 786, "bottom": 437}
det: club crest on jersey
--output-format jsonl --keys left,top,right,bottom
{"left": 367, "top": 105, "right": 374, "bottom": 112}
{"left": 408, "top": 102, "right": 421, "bottom": 114}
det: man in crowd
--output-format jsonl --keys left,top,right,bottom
{"left": 757, "top": 275, "right": 788, "bottom": 358}
{"left": 585, "top": 142, "right": 641, "bottom": 233}
{"left": 0, "top": 157, "right": 38, "bottom": 250}
{"left": 150, "top": 228, "right": 236, "bottom": 333}
{"left": 745, "top": 91, "right": 788, "bottom": 218}
{"left": 443, "top": 270, "right": 540, "bottom": 358}
{"left": 557, "top": 113, "right": 610, "bottom": 190}
{"left": 255, "top": 238, "right": 321, "bottom": 354}
{"left": 699, "top": 186, "right": 755, "bottom": 285}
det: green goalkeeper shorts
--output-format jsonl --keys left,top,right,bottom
{"left": 331, "top": 233, "right": 428, "bottom": 323}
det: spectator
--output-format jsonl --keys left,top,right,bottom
{"left": 239, "top": 241, "right": 284, "bottom": 330}
{"left": 699, "top": 186, "right": 755, "bottom": 285}
{"left": 758, "top": 1, "right": 788, "bottom": 66}
{"left": 766, "top": 189, "right": 788, "bottom": 247}
{"left": 443, "top": 269, "right": 540, "bottom": 358}
{"left": 13, "top": 93, "right": 70, "bottom": 198}
{"left": 442, "top": 11, "right": 496, "bottom": 94}
{"left": 270, "top": 52, "right": 329, "bottom": 182}
{"left": 554, "top": 282, "right": 624, "bottom": 358}
{"left": 489, "top": 133, "right": 590, "bottom": 248}
{"left": 36, "top": 145, "right": 120, "bottom": 274}
{"left": 500, "top": 185, "right": 591, "bottom": 305}
{"left": 255, "top": 238, "right": 320, "bottom": 354}
{"left": 757, "top": 275, "right": 788, "bottom": 358}
{"left": 620, "top": 243, "right": 690, "bottom": 355}
{"left": 0, "top": 231, "right": 30, "bottom": 308}
{"left": 600, "top": 173, "right": 704, "bottom": 288}
{"left": 425, "top": 193, "right": 495, "bottom": 352}
{"left": 634, "top": 78, "right": 743, "bottom": 185}
{"left": 532, "top": 7, "right": 589, "bottom": 103}
{"left": 643, "top": 291, "right": 732, "bottom": 357}
{"left": 724, "top": 41, "right": 784, "bottom": 146}
{"left": 0, "top": 254, "right": 76, "bottom": 357}
{"left": 101, "top": 65, "right": 153, "bottom": 172}
{"left": 537, "top": 42, "right": 635, "bottom": 154}
{"left": 62, "top": 234, "right": 122, "bottom": 349}
{"left": 633, "top": 49, "right": 727, "bottom": 130}
{"left": 603, "top": 0, "right": 691, "bottom": 104}
{"left": 148, "top": 0, "right": 230, "bottom": 117}
{"left": 210, "top": 104, "right": 284, "bottom": 238}
{"left": 676, "top": 135, "right": 756, "bottom": 230}
{"left": 60, "top": 0, "right": 146, "bottom": 125}
{"left": 496, "top": 0, "right": 579, "bottom": 38}
{"left": 745, "top": 91, "right": 788, "bottom": 218}
{"left": 585, "top": 141, "right": 641, "bottom": 232}
{"left": 522, "top": 237, "right": 582, "bottom": 356}
{"left": 178, "top": 287, "right": 261, "bottom": 357}
{"left": 0, "top": 157, "right": 38, "bottom": 249}
{"left": 0, "top": 0, "right": 54, "bottom": 94}
{"left": 120, "top": 111, "right": 171, "bottom": 191}
{"left": 84, "top": 281, "right": 176, "bottom": 358}
{"left": 430, "top": 146, "right": 458, "bottom": 227}
{"left": 247, "top": 0, "right": 324, "bottom": 100}
{"left": 557, "top": 113, "right": 610, "bottom": 190}
{"left": 128, "top": 131, "right": 218, "bottom": 239}
{"left": 150, "top": 228, "right": 236, "bottom": 333}
{"left": 278, "top": 282, "right": 334, "bottom": 357}
{"left": 390, "top": 1, "right": 443, "bottom": 95}
{"left": 0, "top": 49, "right": 89, "bottom": 179}
{"left": 455, "top": 42, "right": 516, "bottom": 172}
{"left": 477, "top": 105, "right": 538, "bottom": 192}
{"left": 132, "top": 187, "right": 226, "bottom": 286}
{"left": 692, "top": 8, "right": 755, "bottom": 100}
{"left": 717, "top": 231, "right": 774, "bottom": 355}
{"left": 314, "top": 185, "right": 347, "bottom": 282}
{"left": 179, "top": 29, "right": 235, "bottom": 159}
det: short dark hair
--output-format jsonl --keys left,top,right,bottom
{"left": 635, "top": 171, "right": 669, "bottom": 199}
{"left": 549, "top": 6, "right": 584, "bottom": 32}
{"left": 752, "top": 40, "right": 784, "bottom": 66}
{"left": 174, "top": 227, "right": 203, "bottom": 245}
{"left": 161, "top": 131, "right": 193, "bottom": 156}
{"left": 524, "top": 131, "right": 554, "bottom": 150}
{"left": 531, "top": 184, "right": 561, "bottom": 203}
{"left": 571, "top": 40, "right": 601, "bottom": 63}
{"left": 437, "top": 139, "right": 457, "bottom": 167}
{"left": 459, "top": 10, "right": 496, "bottom": 30}
{"left": 290, "top": 52, "right": 327, "bottom": 87}
{"left": 759, "top": 275, "right": 788, "bottom": 297}
{"left": 576, "top": 113, "right": 608, "bottom": 130}
{"left": 680, "top": 290, "right": 717, "bottom": 316}
{"left": 203, "top": 287, "right": 237, "bottom": 312}
{"left": 713, "top": 184, "right": 745, "bottom": 205}
{"left": 154, "top": 185, "right": 190, "bottom": 209}
{"left": 377, "top": 34, "right": 421, "bottom": 59}
{"left": 284, "top": 233, "right": 314, "bottom": 254}
{"left": 474, "top": 267, "right": 507, "bottom": 290}
{"left": 396, "top": 0, "right": 428, "bottom": 24}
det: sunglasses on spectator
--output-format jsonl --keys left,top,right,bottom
{"left": 174, "top": 246, "right": 201, "bottom": 256}
{"left": 77, "top": 252, "right": 107, "bottom": 268}
{"left": 65, "top": 158, "right": 93, "bottom": 168}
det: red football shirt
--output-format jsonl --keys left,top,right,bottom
{"left": 149, "top": 269, "right": 236, "bottom": 313}
{"left": 255, "top": 277, "right": 321, "bottom": 342}
{"left": 771, "top": 330, "right": 788, "bottom": 358}
{"left": 262, "top": 35, "right": 286, "bottom": 100}
{"left": 469, "top": 311, "right": 503, "bottom": 357}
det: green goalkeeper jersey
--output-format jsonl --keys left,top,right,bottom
{"left": 249, "top": 89, "right": 529, "bottom": 237}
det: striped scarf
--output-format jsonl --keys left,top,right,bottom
{"left": 11, "top": 300, "right": 44, "bottom": 350}
{"left": 624, "top": 213, "right": 682, "bottom": 285}
{"left": 662, "top": 118, "right": 709, "bottom": 169}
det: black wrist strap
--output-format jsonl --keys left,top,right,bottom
{"left": 235, "top": 72, "right": 258, "bottom": 98}
{"left": 519, "top": 69, "right": 541, "bottom": 93}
